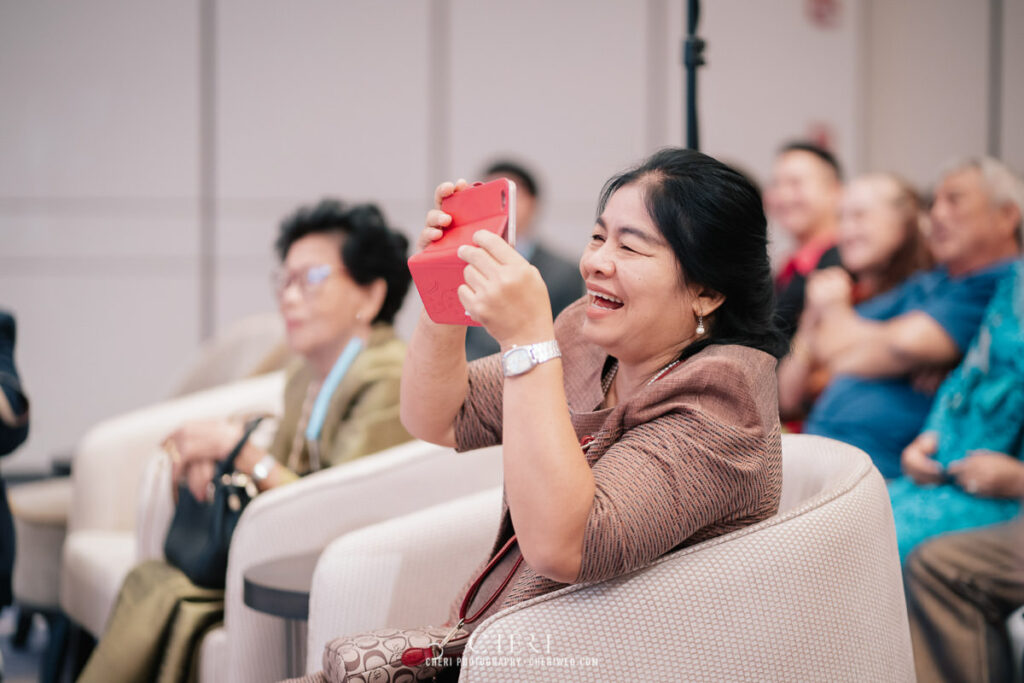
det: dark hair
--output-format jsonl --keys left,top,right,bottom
{"left": 275, "top": 199, "right": 411, "bottom": 325}
{"left": 870, "top": 174, "right": 932, "bottom": 294}
{"left": 779, "top": 140, "right": 844, "bottom": 182}
{"left": 483, "top": 159, "right": 540, "bottom": 199}
{"left": 598, "top": 148, "right": 787, "bottom": 360}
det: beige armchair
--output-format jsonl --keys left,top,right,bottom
{"left": 60, "top": 371, "right": 285, "bottom": 637}
{"left": 305, "top": 434, "right": 915, "bottom": 682}
{"left": 15, "top": 312, "right": 287, "bottom": 650}
{"left": 194, "top": 441, "right": 503, "bottom": 683}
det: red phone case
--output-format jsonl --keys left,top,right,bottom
{"left": 408, "top": 178, "right": 516, "bottom": 325}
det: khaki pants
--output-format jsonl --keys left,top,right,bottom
{"left": 78, "top": 560, "right": 224, "bottom": 683}
{"left": 904, "top": 520, "right": 1024, "bottom": 683}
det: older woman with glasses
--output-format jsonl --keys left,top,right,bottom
{"left": 80, "top": 199, "right": 414, "bottom": 683}
{"left": 162, "top": 200, "right": 415, "bottom": 496}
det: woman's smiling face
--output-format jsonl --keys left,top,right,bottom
{"left": 579, "top": 182, "right": 701, "bottom": 366}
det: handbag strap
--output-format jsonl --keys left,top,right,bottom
{"left": 458, "top": 533, "right": 523, "bottom": 625}
{"left": 217, "top": 416, "right": 266, "bottom": 478}
{"left": 400, "top": 534, "right": 524, "bottom": 669}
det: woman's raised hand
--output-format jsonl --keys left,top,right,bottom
{"left": 457, "top": 230, "right": 553, "bottom": 348}
{"left": 417, "top": 179, "right": 470, "bottom": 252}
{"left": 805, "top": 267, "right": 854, "bottom": 312}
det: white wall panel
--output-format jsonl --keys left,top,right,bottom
{"left": 701, "top": 0, "right": 863, "bottom": 186}
{"left": 0, "top": 1, "right": 200, "bottom": 470}
{"left": 0, "top": 268, "right": 198, "bottom": 471}
{"left": 864, "top": 0, "right": 989, "bottom": 187}
{"left": 213, "top": 1, "right": 433, "bottom": 331}
{"left": 447, "top": 0, "right": 649, "bottom": 259}
{"left": 0, "top": 1, "right": 199, "bottom": 198}
{"left": 215, "top": 0, "right": 431, "bottom": 202}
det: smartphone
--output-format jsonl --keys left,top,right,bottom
{"left": 408, "top": 178, "right": 517, "bottom": 326}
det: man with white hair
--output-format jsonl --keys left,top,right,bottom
{"left": 800, "top": 157, "right": 1022, "bottom": 478}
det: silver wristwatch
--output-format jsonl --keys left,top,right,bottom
{"left": 501, "top": 340, "right": 561, "bottom": 377}
{"left": 251, "top": 454, "right": 277, "bottom": 484}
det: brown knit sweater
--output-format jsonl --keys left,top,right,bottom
{"left": 452, "top": 298, "right": 782, "bottom": 619}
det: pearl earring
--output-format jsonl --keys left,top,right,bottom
{"left": 696, "top": 313, "right": 705, "bottom": 335}
{"left": 355, "top": 312, "right": 363, "bottom": 322}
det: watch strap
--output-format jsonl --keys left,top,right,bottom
{"left": 526, "top": 340, "right": 561, "bottom": 365}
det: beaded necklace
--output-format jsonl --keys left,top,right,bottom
{"left": 600, "top": 357, "right": 682, "bottom": 396}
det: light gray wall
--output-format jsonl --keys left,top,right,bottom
{"left": 1, "top": 0, "right": 1021, "bottom": 471}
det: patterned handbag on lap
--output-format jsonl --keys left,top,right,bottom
{"left": 315, "top": 535, "right": 521, "bottom": 682}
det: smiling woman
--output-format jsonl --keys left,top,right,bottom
{"left": 290, "top": 149, "right": 788, "bottom": 683}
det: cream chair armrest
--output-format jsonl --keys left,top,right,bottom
{"left": 135, "top": 451, "right": 176, "bottom": 562}
{"left": 69, "top": 372, "right": 284, "bottom": 534}
{"left": 222, "top": 441, "right": 503, "bottom": 683}
{"left": 306, "top": 487, "right": 503, "bottom": 673}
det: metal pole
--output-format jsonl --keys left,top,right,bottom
{"left": 683, "top": 0, "right": 705, "bottom": 150}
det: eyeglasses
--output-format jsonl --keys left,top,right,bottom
{"left": 271, "top": 264, "right": 340, "bottom": 298}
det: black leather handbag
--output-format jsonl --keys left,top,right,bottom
{"left": 164, "top": 417, "right": 264, "bottom": 589}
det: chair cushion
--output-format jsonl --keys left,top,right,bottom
{"left": 12, "top": 516, "right": 65, "bottom": 609}
{"left": 8, "top": 478, "right": 72, "bottom": 526}
{"left": 60, "top": 530, "right": 137, "bottom": 636}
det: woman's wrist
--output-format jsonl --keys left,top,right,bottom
{"left": 234, "top": 441, "right": 265, "bottom": 477}
{"left": 499, "top": 321, "right": 557, "bottom": 353}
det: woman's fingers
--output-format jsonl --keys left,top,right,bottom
{"left": 457, "top": 243, "right": 501, "bottom": 276}
{"left": 433, "top": 179, "right": 470, "bottom": 208}
{"left": 458, "top": 231, "right": 522, "bottom": 274}
{"left": 472, "top": 229, "right": 518, "bottom": 264}
{"left": 425, "top": 209, "right": 452, "bottom": 228}
{"left": 422, "top": 179, "right": 472, "bottom": 253}
{"left": 186, "top": 461, "right": 215, "bottom": 502}
{"left": 433, "top": 181, "right": 456, "bottom": 208}
{"left": 456, "top": 283, "right": 477, "bottom": 320}
{"left": 416, "top": 225, "right": 446, "bottom": 253}
{"left": 462, "top": 262, "right": 486, "bottom": 293}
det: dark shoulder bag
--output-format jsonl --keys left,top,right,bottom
{"left": 164, "top": 417, "right": 265, "bottom": 589}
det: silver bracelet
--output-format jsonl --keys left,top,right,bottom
{"left": 251, "top": 453, "right": 278, "bottom": 484}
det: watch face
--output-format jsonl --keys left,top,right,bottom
{"left": 503, "top": 347, "right": 534, "bottom": 376}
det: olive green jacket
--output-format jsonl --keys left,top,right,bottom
{"left": 268, "top": 323, "right": 412, "bottom": 474}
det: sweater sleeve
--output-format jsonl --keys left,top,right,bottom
{"left": 453, "top": 353, "right": 504, "bottom": 452}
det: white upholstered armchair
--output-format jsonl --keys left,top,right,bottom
{"left": 305, "top": 434, "right": 915, "bottom": 682}
{"left": 206, "top": 441, "right": 503, "bottom": 683}
{"left": 60, "top": 371, "right": 286, "bottom": 638}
